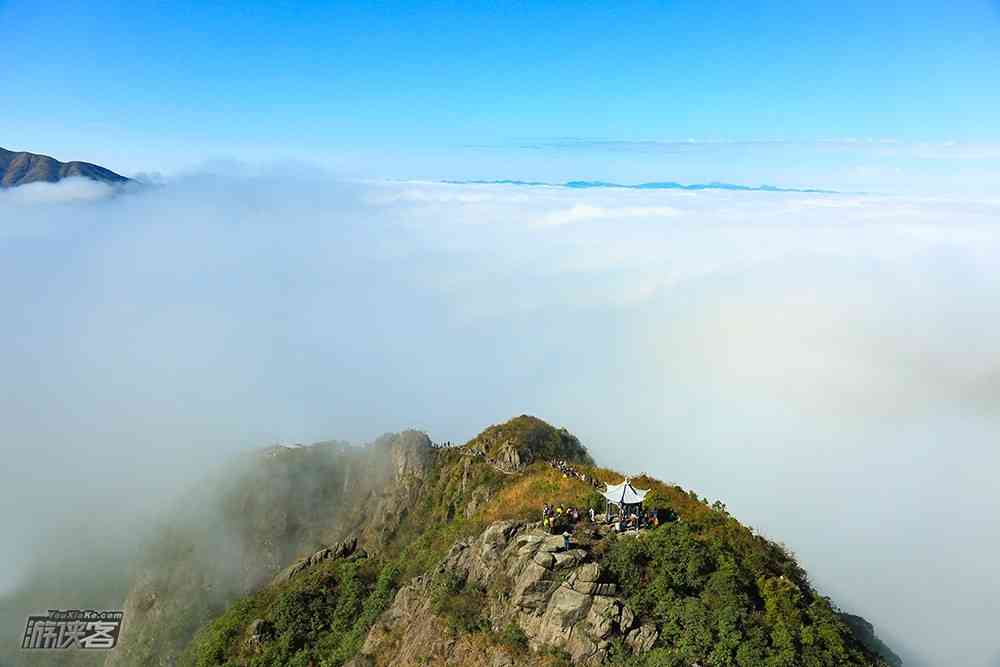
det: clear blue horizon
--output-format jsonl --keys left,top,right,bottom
{"left": 2, "top": 0, "right": 999, "bottom": 191}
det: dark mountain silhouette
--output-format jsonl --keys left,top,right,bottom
{"left": 0, "top": 147, "right": 129, "bottom": 188}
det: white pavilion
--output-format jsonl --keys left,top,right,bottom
{"left": 601, "top": 478, "right": 649, "bottom": 518}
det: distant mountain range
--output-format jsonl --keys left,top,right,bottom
{"left": 0, "top": 146, "right": 129, "bottom": 188}
{"left": 443, "top": 178, "right": 838, "bottom": 193}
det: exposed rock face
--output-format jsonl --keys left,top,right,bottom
{"left": 357, "top": 520, "right": 652, "bottom": 666}
{"left": 355, "top": 430, "right": 433, "bottom": 549}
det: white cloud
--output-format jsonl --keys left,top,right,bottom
{"left": 0, "top": 176, "right": 114, "bottom": 206}
{"left": 1, "top": 175, "right": 999, "bottom": 666}
{"left": 536, "top": 203, "right": 681, "bottom": 226}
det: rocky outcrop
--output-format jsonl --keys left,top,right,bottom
{"left": 356, "top": 430, "right": 433, "bottom": 549}
{"left": 357, "top": 520, "right": 654, "bottom": 666}
{"left": 273, "top": 536, "right": 367, "bottom": 584}
{"left": 464, "top": 415, "right": 594, "bottom": 474}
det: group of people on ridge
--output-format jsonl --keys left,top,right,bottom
{"left": 548, "top": 459, "right": 602, "bottom": 489}
{"left": 612, "top": 509, "right": 660, "bottom": 532}
{"left": 541, "top": 502, "right": 667, "bottom": 535}
{"left": 541, "top": 503, "right": 597, "bottom": 532}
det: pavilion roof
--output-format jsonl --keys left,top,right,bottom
{"left": 601, "top": 479, "right": 649, "bottom": 505}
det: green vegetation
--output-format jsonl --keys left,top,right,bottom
{"left": 180, "top": 556, "right": 400, "bottom": 667}
{"left": 46, "top": 414, "right": 894, "bottom": 667}
{"left": 469, "top": 414, "right": 594, "bottom": 465}
{"left": 179, "top": 416, "right": 596, "bottom": 665}
{"left": 841, "top": 614, "right": 903, "bottom": 667}
{"left": 180, "top": 417, "right": 895, "bottom": 665}
{"left": 386, "top": 446, "right": 504, "bottom": 581}
{"left": 430, "top": 572, "right": 490, "bottom": 634}
{"left": 493, "top": 621, "right": 530, "bottom": 653}
{"left": 602, "top": 517, "right": 889, "bottom": 667}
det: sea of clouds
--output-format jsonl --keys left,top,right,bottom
{"left": 2, "top": 173, "right": 998, "bottom": 666}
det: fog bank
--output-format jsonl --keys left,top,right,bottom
{"left": 2, "top": 173, "right": 998, "bottom": 665}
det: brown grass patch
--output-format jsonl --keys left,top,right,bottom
{"left": 480, "top": 465, "right": 597, "bottom": 523}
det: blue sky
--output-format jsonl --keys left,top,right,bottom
{"left": 2, "top": 0, "right": 999, "bottom": 190}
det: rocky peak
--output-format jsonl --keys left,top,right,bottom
{"left": 387, "top": 430, "right": 433, "bottom": 480}
{"left": 465, "top": 415, "right": 593, "bottom": 473}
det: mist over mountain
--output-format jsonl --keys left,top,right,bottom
{"left": 1, "top": 173, "right": 999, "bottom": 665}
{"left": 0, "top": 147, "right": 129, "bottom": 188}
{"left": 0, "top": 416, "right": 902, "bottom": 667}
{"left": 2, "top": 0, "right": 998, "bottom": 663}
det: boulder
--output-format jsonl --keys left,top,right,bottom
{"left": 620, "top": 604, "right": 635, "bottom": 632}
{"left": 515, "top": 533, "right": 545, "bottom": 548}
{"left": 538, "top": 535, "right": 567, "bottom": 553}
{"left": 334, "top": 536, "right": 358, "bottom": 558}
{"left": 577, "top": 562, "right": 601, "bottom": 583}
{"left": 533, "top": 552, "right": 556, "bottom": 568}
{"left": 308, "top": 547, "right": 332, "bottom": 566}
{"left": 626, "top": 623, "right": 658, "bottom": 653}
{"left": 543, "top": 586, "right": 593, "bottom": 631}
{"left": 275, "top": 558, "right": 310, "bottom": 583}
{"left": 564, "top": 631, "right": 600, "bottom": 663}
{"left": 481, "top": 520, "right": 522, "bottom": 551}
{"left": 511, "top": 561, "right": 555, "bottom": 610}
{"left": 552, "top": 549, "right": 586, "bottom": 568}
{"left": 586, "top": 596, "right": 620, "bottom": 639}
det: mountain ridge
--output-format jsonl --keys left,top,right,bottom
{"left": 441, "top": 179, "right": 839, "bottom": 194}
{"left": 0, "top": 416, "right": 901, "bottom": 667}
{"left": 0, "top": 147, "right": 129, "bottom": 188}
